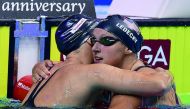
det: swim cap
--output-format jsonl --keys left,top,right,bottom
{"left": 96, "top": 15, "right": 143, "bottom": 53}
{"left": 55, "top": 14, "right": 98, "bottom": 55}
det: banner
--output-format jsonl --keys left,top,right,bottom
{"left": 138, "top": 40, "right": 171, "bottom": 69}
{"left": 0, "top": 0, "right": 96, "bottom": 19}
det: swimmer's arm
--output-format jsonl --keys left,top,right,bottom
{"left": 86, "top": 64, "right": 172, "bottom": 97}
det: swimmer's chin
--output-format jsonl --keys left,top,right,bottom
{"left": 93, "top": 60, "right": 102, "bottom": 64}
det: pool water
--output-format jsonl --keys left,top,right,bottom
{"left": 1, "top": 98, "right": 190, "bottom": 109}
{"left": 0, "top": 98, "right": 21, "bottom": 108}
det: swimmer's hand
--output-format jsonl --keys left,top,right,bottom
{"left": 155, "top": 67, "right": 173, "bottom": 89}
{"left": 32, "top": 60, "right": 59, "bottom": 83}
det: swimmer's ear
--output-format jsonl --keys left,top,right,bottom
{"left": 124, "top": 48, "right": 132, "bottom": 54}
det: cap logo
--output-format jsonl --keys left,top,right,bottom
{"left": 116, "top": 22, "right": 137, "bottom": 43}
{"left": 70, "top": 18, "right": 87, "bottom": 34}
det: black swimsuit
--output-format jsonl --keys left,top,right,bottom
{"left": 23, "top": 70, "right": 57, "bottom": 107}
{"left": 23, "top": 69, "right": 89, "bottom": 109}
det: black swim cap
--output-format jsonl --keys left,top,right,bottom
{"left": 55, "top": 14, "right": 98, "bottom": 55}
{"left": 96, "top": 15, "right": 143, "bottom": 53}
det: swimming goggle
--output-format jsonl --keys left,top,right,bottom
{"left": 90, "top": 36, "right": 120, "bottom": 46}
